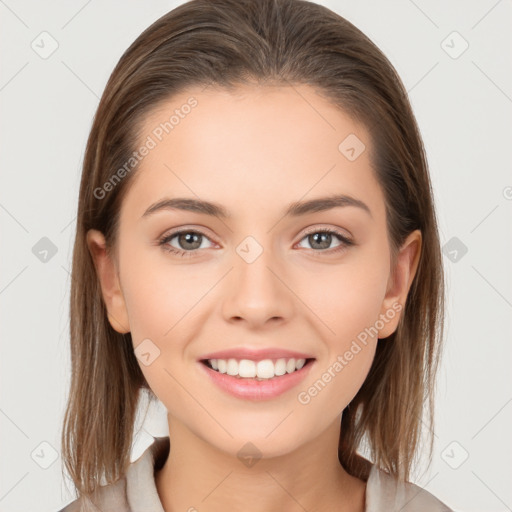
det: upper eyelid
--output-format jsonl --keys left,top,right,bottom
{"left": 301, "top": 225, "right": 352, "bottom": 238}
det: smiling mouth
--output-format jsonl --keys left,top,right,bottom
{"left": 200, "top": 357, "right": 316, "bottom": 380}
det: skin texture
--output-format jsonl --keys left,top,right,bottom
{"left": 87, "top": 84, "right": 421, "bottom": 512}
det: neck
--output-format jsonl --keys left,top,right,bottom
{"left": 154, "top": 415, "right": 367, "bottom": 512}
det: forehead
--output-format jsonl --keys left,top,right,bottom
{"left": 120, "top": 83, "right": 385, "bottom": 224}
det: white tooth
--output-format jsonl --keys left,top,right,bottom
{"left": 210, "top": 359, "right": 218, "bottom": 370}
{"left": 217, "top": 359, "right": 227, "bottom": 373}
{"left": 226, "top": 358, "right": 239, "bottom": 376}
{"left": 286, "top": 358, "right": 296, "bottom": 373}
{"left": 295, "top": 358, "right": 306, "bottom": 370}
{"left": 238, "top": 359, "right": 256, "bottom": 378}
{"left": 256, "top": 359, "right": 275, "bottom": 379}
{"left": 274, "top": 358, "right": 287, "bottom": 376}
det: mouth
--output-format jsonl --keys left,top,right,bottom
{"left": 198, "top": 356, "right": 316, "bottom": 400}
{"left": 199, "top": 357, "right": 316, "bottom": 381}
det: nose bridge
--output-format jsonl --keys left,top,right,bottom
{"left": 221, "top": 233, "right": 293, "bottom": 325}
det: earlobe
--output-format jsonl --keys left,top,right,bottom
{"left": 86, "top": 229, "right": 131, "bottom": 334}
{"left": 378, "top": 229, "right": 422, "bottom": 339}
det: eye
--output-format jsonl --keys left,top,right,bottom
{"left": 159, "top": 229, "right": 215, "bottom": 257}
{"left": 158, "top": 226, "right": 355, "bottom": 258}
{"left": 296, "top": 227, "right": 354, "bottom": 255}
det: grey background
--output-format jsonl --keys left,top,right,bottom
{"left": 1, "top": 1, "right": 511, "bottom": 511}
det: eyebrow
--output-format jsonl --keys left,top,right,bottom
{"left": 141, "top": 194, "right": 372, "bottom": 220}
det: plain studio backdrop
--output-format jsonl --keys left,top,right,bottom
{"left": 1, "top": 1, "right": 511, "bottom": 511}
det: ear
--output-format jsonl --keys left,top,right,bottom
{"left": 86, "top": 229, "right": 130, "bottom": 334}
{"left": 377, "top": 229, "right": 422, "bottom": 339}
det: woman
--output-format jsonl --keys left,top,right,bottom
{"left": 59, "top": 0, "right": 452, "bottom": 510}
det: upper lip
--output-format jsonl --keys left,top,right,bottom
{"left": 198, "top": 347, "right": 315, "bottom": 361}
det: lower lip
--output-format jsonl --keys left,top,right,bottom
{"left": 198, "top": 359, "right": 315, "bottom": 400}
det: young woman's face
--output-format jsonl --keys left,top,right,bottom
{"left": 89, "top": 84, "right": 419, "bottom": 458}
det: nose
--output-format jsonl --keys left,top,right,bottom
{"left": 221, "top": 241, "right": 295, "bottom": 329}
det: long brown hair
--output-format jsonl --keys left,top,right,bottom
{"left": 61, "top": 0, "right": 445, "bottom": 503}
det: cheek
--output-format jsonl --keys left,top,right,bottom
{"left": 301, "top": 256, "right": 389, "bottom": 349}
{"left": 118, "top": 248, "right": 211, "bottom": 394}
{"left": 120, "top": 245, "right": 207, "bottom": 341}
{"left": 294, "top": 253, "right": 388, "bottom": 407}
{"left": 297, "top": 273, "right": 385, "bottom": 415}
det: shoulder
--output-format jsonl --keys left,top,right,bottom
{"left": 57, "top": 436, "right": 170, "bottom": 512}
{"left": 365, "top": 464, "right": 454, "bottom": 511}
{"left": 56, "top": 477, "right": 127, "bottom": 511}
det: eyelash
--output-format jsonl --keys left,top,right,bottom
{"left": 158, "top": 227, "right": 354, "bottom": 258}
